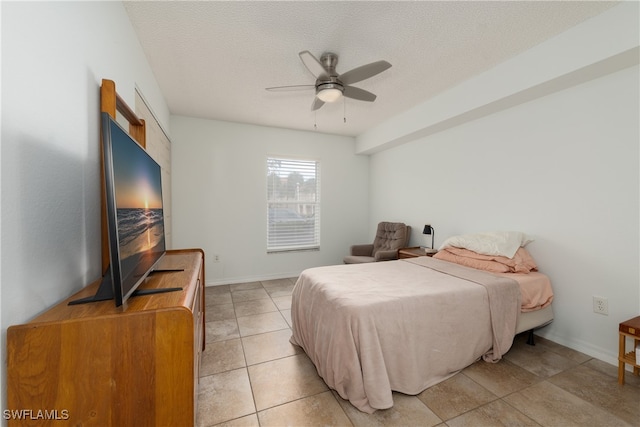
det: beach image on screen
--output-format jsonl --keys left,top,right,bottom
{"left": 111, "top": 133, "right": 165, "bottom": 268}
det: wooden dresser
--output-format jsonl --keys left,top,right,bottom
{"left": 6, "top": 249, "right": 205, "bottom": 426}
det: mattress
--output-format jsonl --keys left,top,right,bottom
{"left": 516, "top": 304, "right": 554, "bottom": 334}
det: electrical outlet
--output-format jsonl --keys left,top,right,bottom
{"left": 213, "top": 254, "right": 220, "bottom": 262}
{"left": 593, "top": 296, "right": 608, "bottom": 315}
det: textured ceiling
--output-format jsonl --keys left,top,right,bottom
{"left": 124, "top": 1, "right": 617, "bottom": 137}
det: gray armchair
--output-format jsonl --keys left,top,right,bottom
{"left": 343, "top": 222, "right": 411, "bottom": 264}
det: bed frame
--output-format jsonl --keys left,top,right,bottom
{"left": 516, "top": 304, "right": 554, "bottom": 345}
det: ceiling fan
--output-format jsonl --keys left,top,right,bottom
{"left": 266, "top": 51, "right": 392, "bottom": 111}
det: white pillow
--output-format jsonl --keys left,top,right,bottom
{"left": 438, "top": 231, "right": 533, "bottom": 258}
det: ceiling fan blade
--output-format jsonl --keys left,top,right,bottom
{"left": 340, "top": 60, "right": 391, "bottom": 85}
{"left": 299, "top": 51, "right": 328, "bottom": 80}
{"left": 343, "top": 86, "right": 377, "bottom": 102}
{"left": 266, "top": 85, "right": 315, "bottom": 92}
{"left": 311, "top": 97, "right": 325, "bottom": 111}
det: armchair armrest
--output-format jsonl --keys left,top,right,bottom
{"left": 374, "top": 249, "right": 399, "bottom": 262}
{"left": 350, "top": 244, "right": 374, "bottom": 257}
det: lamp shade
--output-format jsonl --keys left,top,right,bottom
{"left": 423, "top": 225, "right": 434, "bottom": 249}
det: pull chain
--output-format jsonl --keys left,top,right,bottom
{"left": 343, "top": 98, "right": 347, "bottom": 123}
{"left": 312, "top": 102, "right": 347, "bottom": 128}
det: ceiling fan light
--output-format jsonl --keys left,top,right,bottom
{"left": 316, "top": 85, "right": 343, "bottom": 103}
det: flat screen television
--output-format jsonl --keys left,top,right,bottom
{"left": 70, "top": 113, "right": 179, "bottom": 307}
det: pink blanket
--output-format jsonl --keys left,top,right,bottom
{"left": 290, "top": 257, "right": 521, "bottom": 413}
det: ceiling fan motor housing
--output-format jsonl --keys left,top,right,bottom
{"left": 319, "top": 52, "right": 339, "bottom": 76}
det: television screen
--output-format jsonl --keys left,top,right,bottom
{"left": 102, "top": 113, "right": 166, "bottom": 306}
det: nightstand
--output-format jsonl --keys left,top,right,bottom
{"left": 618, "top": 315, "right": 640, "bottom": 385}
{"left": 398, "top": 247, "right": 437, "bottom": 259}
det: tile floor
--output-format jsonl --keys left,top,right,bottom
{"left": 198, "top": 278, "right": 640, "bottom": 427}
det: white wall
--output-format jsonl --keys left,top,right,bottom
{"left": 1, "top": 1, "right": 168, "bottom": 414}
{"left": 170, "top": 117, "right": 370, "bottom": 284}
{"left": 368, "top": 67, "right": 639, "bottom": 365}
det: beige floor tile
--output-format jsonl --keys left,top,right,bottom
{"left": 261, "top": 278, "right": 292, "bottom": 287}
{"left": 271, "top": 295, "right": 292, "bottom": 310}
{"left": 417, "top": 373, "right": 497, "bottom": 421}
{"left": 213, "top": 413, "right": 260, "bottom": 427}
{"left": 205, "top": 284, "right": 230, "bottom": 295}
{"left": 237, "top": 311, "right": 289, "bottom": 337}
{"left": 207, "top": 302, "right": 236, "bottom": 321}
{"left": 462, "top": 358, "right": 540, "bottom": 397}
{"left": 504, "top": 381, "right": 632, "bottom": 427}
{"left": 200, "top": 338, "right": 246, "bottom": 376}
{"left": 584, "top": 358, "right": 640, "bottom": 387}
{"left": 281, "top": 309, "right": 293, "bottom": 327}
{"left": 231, "top": 288, "right": 270, "bottom": 303}
{"left": 263, "top": 282, "right": 295, "bottom": 298}
{"left": 206, "top": 318, "right": 240, "bottom": 343}
{"left": 548, "top": 364, "right": 640, "bottom": 425}
{"left": 258, "top": 391, "right": 353, "bottom": 427}
{"left": 248, "top": 353, "right": 328, "bottom": 411}
{"left": 242, "top": 329, "right": 302, "bottom": 366}
{"left": 504, "top": 339, "right": 578, "bottom": 378}
{"left": 234, "top": 298, "right": 278, "bottom": 317}
{"left": 337, "top": 391, "right": 442, "bottom": 427}
{"left": 230, "top": 281, "right": 263, "bottom": 291}
{"left": 207, "top": 291, "right": 232, "bottom": 306}
{"left": 531, "top": 335, "right": 592, "bottom": 364}
{"left": 446, "top": 399, "right": 540, "bottom": 427}
{"left": 197, "top": 368, "right": 255, "bottom": 426}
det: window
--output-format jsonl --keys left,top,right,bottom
{"left": 267, "top": 157, "right": 320, "bottom": 252}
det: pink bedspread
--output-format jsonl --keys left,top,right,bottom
{"left": 290, "top": 257, "right": 521, "bottom": 413}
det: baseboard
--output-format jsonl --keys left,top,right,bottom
{"left": 536, "top": 329, "right": 619, "bottom": 367}
{"left": 206, "top": 271, "right": 301, "bottom": 287}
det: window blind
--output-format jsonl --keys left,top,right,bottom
{"left": 267, "top": 157, "right": 320, "bottom": 252}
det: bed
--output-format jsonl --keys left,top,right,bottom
{"left": 290, "top": 232, "right": 553, "bottom": 413}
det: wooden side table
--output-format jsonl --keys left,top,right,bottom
{"left": 618, "top": 315, "right": 640, "bottom": 385}
{"left": 398, "top": 246, "right": 437, "bottom": 259}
